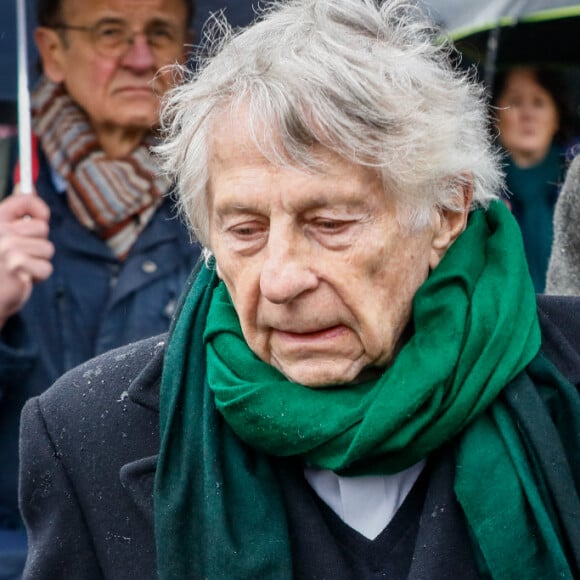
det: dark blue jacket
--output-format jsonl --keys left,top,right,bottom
{"left": 0, "top": 145, "right": 201, "bottom": 531}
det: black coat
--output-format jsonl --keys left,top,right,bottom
{"left": 18, "top": 295, "right": 580, "bottom": 579}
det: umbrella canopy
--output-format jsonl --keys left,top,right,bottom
{"left": 420, "top": 0, "right": 580, "bottom": 70}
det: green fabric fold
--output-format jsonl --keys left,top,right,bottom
{"left": 155, "top": 263, "right": 292, "bottom": 579}
{"left": 155, "top": 201, "right": 577, "bottom": 579}
{"left": 455, "top": 354, "right": 580, "bottom": 579}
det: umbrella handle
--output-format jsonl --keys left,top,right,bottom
{"left": 16, "top": 0, "right": 33, "bottom": 195}
{"left": 484, "top": 26, "right": 501, "bottom": 95}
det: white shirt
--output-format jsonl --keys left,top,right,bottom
{"left": 304, "top": 460, "right": 425, "bottom": 540}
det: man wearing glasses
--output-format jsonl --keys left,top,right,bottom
{"left": 0, "top": 1, "right": 198, "bottom": 578}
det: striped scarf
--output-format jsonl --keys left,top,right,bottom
{"left": 31, "top": 76, "right": 169, "bottom": 259}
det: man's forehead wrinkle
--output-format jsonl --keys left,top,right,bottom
{"left": 63, "top": 0, "right": 183, "bottom": 19}
{"left": 212, "top": 177, "right": 378, "bottom": 219}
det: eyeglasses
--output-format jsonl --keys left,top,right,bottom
{"left": 53, "top": 20, "right": 185, "bottom": 58}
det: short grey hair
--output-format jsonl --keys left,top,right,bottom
{"left": 157, "top": 0, "right": 503, "bottom": 248}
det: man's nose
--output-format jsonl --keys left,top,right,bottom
{"left": 119, "top": 34, "right": 156, "bottom": 72}
{"left": 260, "top": 234, "right": 318, "bottom": 304}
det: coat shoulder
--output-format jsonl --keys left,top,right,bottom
{"left": 19, "top": 335, "right": 164, "bottom": 579}
{"left": 23, "top": 333, "right": 166, "bottom": 475}
{"left": 36, "top": 333, "right": 166, "bottom": 414}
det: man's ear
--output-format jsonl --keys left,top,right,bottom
{"left": 429, "top": 176, "right": 473, "bottom": 270}
{"left": 35, "top": 27, "right": 67, "bottom": 84}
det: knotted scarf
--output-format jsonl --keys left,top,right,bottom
{"left": 31, "top": 76, "right": 169, "bottom": 259}
{"left": 155, "top": 201, "right": 580, "bottom": 579}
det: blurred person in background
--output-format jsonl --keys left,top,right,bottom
{"left": 0, "top": 0, "right": 199, "bottom": 577}
{"left": 18, "top": 1, "right": 580, "bottom": 578}
{"left": 493, "top": 66, "right": 575, "bottom": 292}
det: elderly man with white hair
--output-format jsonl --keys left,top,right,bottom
{"left": 19, "top": 1, "right": 580, "bottom": 579}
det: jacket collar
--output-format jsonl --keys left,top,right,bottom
{"left": 127, "top": 336, "right": 166, "bottom": 413}
{"left": 120, "top": 336, "right": 166, "bottom": 522}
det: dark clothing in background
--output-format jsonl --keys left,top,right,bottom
{"left": 505, "top": 145, "right": 565, "bottom": 293}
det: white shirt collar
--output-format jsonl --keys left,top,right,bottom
{"left": 304, "top": 460, "right": 425, "bottom": 540}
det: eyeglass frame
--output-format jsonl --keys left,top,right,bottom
{"left": 51, "top": 19, "right": 189, "bottom": 58}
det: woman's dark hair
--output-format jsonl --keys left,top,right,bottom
{"left": 36, "top": 0, "right": 196, "bottom": 29}
{"left": 492, "top": 67, "right": 576, "bottom": 145}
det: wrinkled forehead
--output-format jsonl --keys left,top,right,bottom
{"left": 60, "top": 0, "right": 188, "bottom": 25}
{"left": 205, "top": 98, "right": 347, "bottom": 177}
{"left": 204, "top": 104, "right": 390, "bottom": 220}
{"left": 207, "top": 104, "right": 259, "bottom": 161}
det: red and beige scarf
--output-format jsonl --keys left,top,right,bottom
{"left": 31, "top": 76, "right": 169, "bottom": 260}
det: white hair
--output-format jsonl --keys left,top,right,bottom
{"left": 157, "top": 0, "right": 503, "bottom": 248}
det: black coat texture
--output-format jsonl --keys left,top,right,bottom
{"left": 18, "top": 295, "right": 580, "bottom": 579}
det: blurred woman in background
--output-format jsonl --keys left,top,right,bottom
{"left": 493, "top": 67, "right": 575, "bottom": 292}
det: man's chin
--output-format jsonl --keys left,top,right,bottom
{"left": 112, "top": 103, "right": 159, "bottom": 131}
{"left": 273, "top": 360, "right": 365, "bottom": 388}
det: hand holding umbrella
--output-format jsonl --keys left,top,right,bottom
{"left": 0, "top": 193, "right": 53, "bottom": 329}
{"left": 0, "top": 0, "right": 52, "bottom": 330}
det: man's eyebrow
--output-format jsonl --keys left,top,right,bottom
{"left": 214, "top": 203, "right": 264, "bottom": 217}
{"left": 214, "top": 200, "right": 268, "bottom": 216}
{"left": 146, "top": 17, "right": 181, "bottom": 27}
{"left": 214, "top": 196, "right": 371, "bottom": 217}
{"left": 299, "top": 195, "right": 370, "bottom": 211}
{"left": 93, "top": 16, "right": 125, "bottom": 25}
{"left": 93, "top": 16, "right": 180, "bottom": 26}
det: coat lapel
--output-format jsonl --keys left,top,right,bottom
{"left": 120, "top": 455, "right": 158, "bottom": 523}
{"left": 118, "top": 338, "right": 165, "bottom": 521}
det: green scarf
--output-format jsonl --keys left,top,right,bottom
{"left": 155, "top": 201, "right": 577, "bottom": 579}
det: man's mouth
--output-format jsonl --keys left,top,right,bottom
{"left": 274, "top": 325, "right": 347, "bottom": 341}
